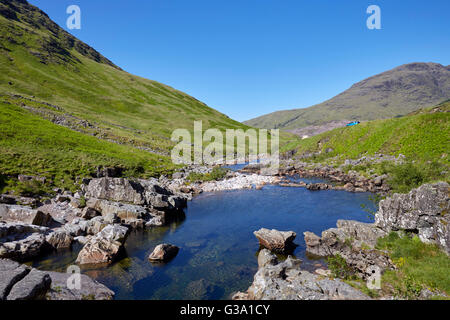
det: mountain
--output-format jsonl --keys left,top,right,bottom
{"left": 0, "top": 0, "right": 249, "bottom": 155}
{"left": 282, "top": 100, "right": 450, "bottom": 165}
{"left": 0, "top": 0, "right": 256, "bottom": 190}
{"left": 245, "top": 62, "right": 450, "bottom": 130}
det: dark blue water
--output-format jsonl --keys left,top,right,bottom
{"left": 32, "top": 182, "right": 376, "bottom": 300}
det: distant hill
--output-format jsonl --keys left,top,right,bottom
{"left": 245, "top": 63, "right": 450, "bottom": 130}
{"left": 282, "top": 100, "right": 450, "bottom": 165}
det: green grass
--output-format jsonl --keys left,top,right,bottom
{"left": 0, "top": 0, "right": 252, "bottom": 155}
{"left": 0, "top": 0, "right": 299, "bottom": 195}
{"left": 0, "top": 101, "right": 178, "bottom": 193}
{"left": 288, "top": 102, "right": 450, "bottom": 163}
{"left": 186, "top": 167, "right": 229, "bottom": 182}
{"left": 281, "top": 102, "right": 450, "bottom": 193}
{"left": 376, "top": 232, "right": 450, "bottom": 299}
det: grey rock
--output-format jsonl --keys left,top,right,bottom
{"left": 148, "top": 243, "right": 179, "bottom": 262}
{"left": 375, "top": 182, "right": 450, "bottom": 254}
{"left": 254, "top": 228, "right": 297, "bottom": 253}
{"left": 45, "top": 228, "right": 73, "bottom": 249}
{"left": 7, "top": 269, "right": 51, "bottom": 300}
{"left": 241, "top": 256, "right": 369, "bottom": 300}
{"left": 257, "top": 249, "right": 278, "bottom": 268}
{"left": 46, "top": 271, "right": 114, "bottom": 300}
{"left": 0, "top": 259, "right": 30, "bottom": 300}
{"left": 304, "top": 220, "right": 392, "bottom": 279}
{"left": 85, "top": 178, "right": 145, "bottom": 205}
{"left": 0, "top": 222, "right": 50, "bottom": 261}
{"left": 0, "top": 204, "right": 53, "bottom": 226}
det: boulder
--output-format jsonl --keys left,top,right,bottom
{"left": 304, "top": 220, "right": 392, "bottom": 279}
{"left": 239, "top": 254, "right": 369, "bottom": 300}
{"left": 253, "top": 228, "right": 297, "bottom": 253}
{"left": 257, "top": 249, "right": 278, "bottom": 268}
{"left": 80, "top": 207, "right": 101, "bottom": 220}
{"left": 0, "top": 204, "right": 53, "bottom": 226}
{"left": 0, "top": 222, "right": 50, "bottom": 261}
{"left": 85, "top": 198, "right": 149, "bottom": 224}
{"left": 76, "top": 237, "right": 123, "bottom": 265}
{"left": 148, "top": 243, "right": 179, "bottom": 262}
{"left": 45, "top": 228, "right": 73, "bottom": 249}
{"left": 85, "top": 177, "right": 145, "bottom": 205}
{"left": 37, "top": 200, "right": 81, "bottom": 224}
{"left": 0, "top": 259, "right": 30, "bottom": 300}
{"left": 97, "top": 224, "right": 130, "bottom": 243}
{"left": 76, "top": 224, "right": 129, "bottom": 265}
{"left": 6, "top": 269, "right": 51, "bottom": 300}
{"left": 46, "top": 271, "right": 114, "bottom": 300}
{"left": 306, "top": 183, "right": 331, "bottom": 191}
{"left": 375, "top": 182, "right": 450, "bottom": 254}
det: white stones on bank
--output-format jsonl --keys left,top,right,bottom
{"left": 200, "top": 173, "right": 278, "bottom": 192}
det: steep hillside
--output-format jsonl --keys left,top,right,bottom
{"left": 246, "top": 63, "right": 450, "bottom": 130}
{"left": 282, "top": 100, "right": 450, "bottom": 165}
{"left": 0, "top": 0, "right": 250, "bottom": 157}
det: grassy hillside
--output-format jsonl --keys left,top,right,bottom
{"left": 0, "top": 99, "right": 178, "bottom": 194}
{"left": 0, "top": 0, "right": 251, "bottom": 156}
{"left": 245, "top": 63, "right": 450, "bottom": 130}
{"left": 283, "top": 101, "right": 450, "bottom": 164}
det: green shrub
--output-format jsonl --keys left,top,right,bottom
{"left": 326, "top": 254, "right": 355, "bottom": 280}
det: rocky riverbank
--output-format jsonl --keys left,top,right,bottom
{"left": 0, "top": 166, "right": 283, "bottom": 299}
{"left": 236, "top": 182, "right": 449, "bottom": 300}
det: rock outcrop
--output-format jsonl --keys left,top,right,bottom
{"left": 234, "top": 251, "right": 369, "bottom": 300}
{"left": 148, "top": 243, "right": 179, "bottom": 262}
{"left": 254, "top": 228, "right": 297, "bottom": 254}
{"left": 76, "top": 224, "right": 130, "bottom": 265}
{"left": 375, "top": 182, "right": 450, "bottom": 254}
{"left": 0, "top": 222, "right": 51, "bottom": 261}
{"left": 6, "top": 268, "right": 51, "bottom": 300}
{"left": 0, "top": 204, "right": 53, "bottom": 226}
{"left": 46, "top": 271, "right": 114, "bottom": 300}
{"left": 0, "top": 259, "right": 114, "bottom": 300}
{"left": 304, "top": 220, "right": 392, "bottom": 279}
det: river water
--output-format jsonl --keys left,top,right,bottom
{"left": 31, "top": 176, "right": 376, "bottom": 300}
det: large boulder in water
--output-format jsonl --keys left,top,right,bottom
{"left": 253, "top": 228, "right": 297, "bottom": 253}
{"left": 148, "top": 243, "right": 179, "bottom": 262}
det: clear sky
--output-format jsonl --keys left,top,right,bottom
{"left": 29, "top": 0, "right": 450, "bottom": 122}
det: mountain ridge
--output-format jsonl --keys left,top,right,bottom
{"left": 245, "top": 62, "right": 450, "bottom": 130}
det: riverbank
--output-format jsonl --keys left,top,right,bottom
{"left": 234, "top": 181, "right": 450, "bottom": 300}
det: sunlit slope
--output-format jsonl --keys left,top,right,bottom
{"left": 0, "top": 0, "right": 250, "bottom": 155}
{"left": 283, "top": 101, "right": 450, "bottom": 164}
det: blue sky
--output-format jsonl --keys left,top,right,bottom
{"left": 29, "top": 0, "right": 450, "bottom": 121}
